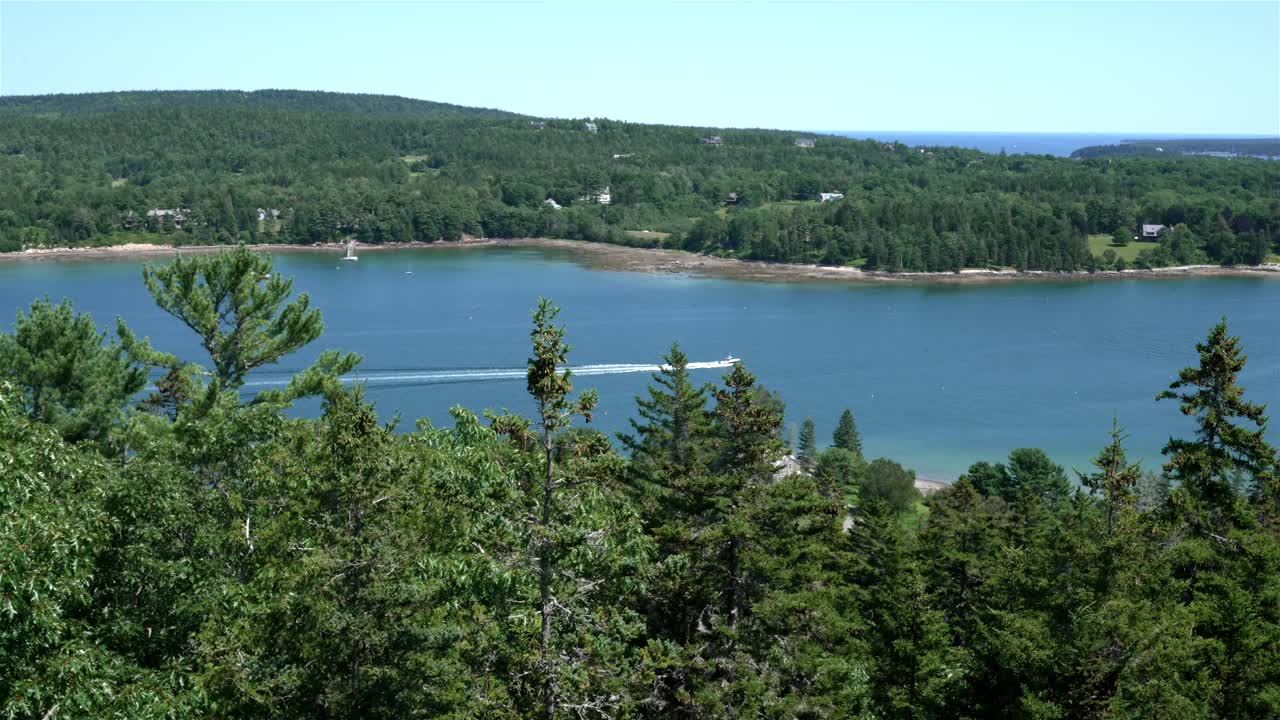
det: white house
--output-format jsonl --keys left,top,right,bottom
{"left": 795, "top": 138, "right": 816, "bottom": 148}
{"left": 818, "top": 192, "right": 844, "bottom": 203}
{"left": 583, "top": 122, "right": 598, "bottom": 133}
{"left": 1141, "top": 224, "right": 1168, "bottom": 239}
{"left": 544, "top": 198, "right": 563, "bottom": 211}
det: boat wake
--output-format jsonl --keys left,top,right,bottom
{"left": 241, "top": 358, "right": 739, "bottom": 389}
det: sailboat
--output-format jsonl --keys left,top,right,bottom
{"left": 341, "top": 240, "right": 359, "bottom": 262}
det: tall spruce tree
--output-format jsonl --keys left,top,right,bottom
{"left": 833, "top": 408, "right": 863, "bottom": 457}
{"left": 521, "top": 298, "right": 600, "bottom": 719}
{"left": 1158, "top": 318, "right": 1279, "bottom": 524}
{"left": 797, "top": 417, "right": 818, "bottom": 469}
{"left": 617, "top": 342, "right": 713, "bottom": 478}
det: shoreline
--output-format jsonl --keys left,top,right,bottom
{"left": 4, "top": 237, "right": 1279, "bottom": 285}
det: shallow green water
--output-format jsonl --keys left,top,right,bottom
{"left": 2, "top": 246, "right": 1277, "bottom": 479}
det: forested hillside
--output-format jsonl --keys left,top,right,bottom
{"left": 1, "top": 90, "right": 1278, "bottom": 270}
{"left": 3, "top": 249, "right": 1279, "bottom": 718}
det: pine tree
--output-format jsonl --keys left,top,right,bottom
{"left": 142, "top": 246, "right": 349, "bottom": 390}
{"left": 833, "top": 408, "right": 863, "bottom": 457}
{"left": 844, "top": 501, "right": 956, "bottom": 719}
{"left": 1158, "top": 318, "right": 1279, "bottom": 526}
{"left": 0, "top": 298, "right": 146, "bottom": 446}
{"left": 521, "top": 298, "right": 600, "bottom": 720}
{"left": 797, "top": 416, "right": 818, "bottom": 469}
{"left": 617, "top": 342, "right": 713, "bottom": 478}
{"left": 1077, "top": 418, "right": 1142, "bottom": 539}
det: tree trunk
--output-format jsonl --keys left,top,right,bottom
{"left": 540, "top": 420, "right": 555, "bottom": 720}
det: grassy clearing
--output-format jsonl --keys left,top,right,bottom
{"left": 760, "top": 200, "right": 818, "bottom": 211}
{"left": 399, "top": 154, "right": 431, "bottom": 163}
{"left": 1088, "top": 233, "right": 1159, "bottom": 261}
{"left": 110, "top": 178, "right": 128, "bottom": 187}
{"left": 1268, "top": 254, "right": 1280, "bottom": 264}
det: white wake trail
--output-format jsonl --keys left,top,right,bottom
{"left": 242, "top": 358, "right": 738, "bottom": 389}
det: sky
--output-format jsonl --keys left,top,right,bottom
{"left": 1, "top": 1, "right": 1277, "bottom": 134}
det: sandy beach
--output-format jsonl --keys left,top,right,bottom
{"left": 4, "top": 237, "right": 1279, "bottom": 285}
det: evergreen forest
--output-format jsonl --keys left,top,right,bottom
{"left": 3, "top": 248, "right": 1279, "bottom": 719}
{"left": 2, "top": 90, "right": 1278, "bottom": 271}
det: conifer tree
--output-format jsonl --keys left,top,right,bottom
{"left": 617, "top": 342, "right": 713, "bottom": 478}
{"left": 0, "top": 298, "right": 146, "bottom": 446}
{"left": 523, "top": 298, "right": 600, "bottom": 719}
{"left": 1158, "top": 318, "right": 1279, "bottom": 524}
{"left": 1077, "top": 418, "right": 1142, "bottom": 539}
{"left": 833, "top": 408, "right": 863, "bottom": 457}
{"left": 143, "top": 246, "right": 351, "bottom": 390}
{"left": 797, "top": 417, "right": 818, "bottom": 469}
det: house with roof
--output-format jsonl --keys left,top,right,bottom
{"left": 700, "top": 135, "right": 723, "bottom": 145}
{"left": 583, "top": 122, "right": 598, "bottom": 133}
{"left": 543, "top": 198, "right": 562, "bottom": 210}
{"left": 530, "top": 120, "right": 546, "bottom": 129}
{"left": 577, "top": 186, "right": 611, "bottom": 205}
{"left": 1141, "top": 224, "right": 1168, "bottom": 239}
{"left": 818, "top": 192, "right": 845, "bottom": 203}
{"left": 795, "top": 138, "right": 816, "bottom": 148}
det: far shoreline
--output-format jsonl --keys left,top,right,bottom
{"left": 3, "top": 237, "right": 1279, "bottom": 285}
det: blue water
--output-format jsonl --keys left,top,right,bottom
{"left": 3, "top": 246, "right": 1278, "bottom": 480}
{"left": 827, "top": 131, "right": 1276, "bottom": 157}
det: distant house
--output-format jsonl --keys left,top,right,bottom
{"left": 583, "top": 122, "right": 598, "bottom": 133}
{"left": 611, "top": 153, "right": 633, "bottom": 159}
{"left": 795, "top": 138, "right": 816, "bottom": 148}
{"left": 818, "top": 192, "right": 844, "bottom": 203}
{"left": 147, "top": 207, "right": 190, "bottom": 227}
{"left": 882, "top": 142, "right": 896, "bottom": 152}
{"left": 700, "top": 135, "right": 723, "bottom": 145}
{"left": 256, "top": 207, "right": 280, "bottom": 222}
{"left": 543, "top": 198, "right": 562, "bottom": 210}
{"left": 1141, "top": 224, "right": 1168, "bottom": 239}
{"left": 578, "top": 186, "right": 611, "bottom": 205}
{"left": 725, "top": 191, "right": 741, "bottom": 205}
{"left": 772, "top": 454, "right": 806, "bottom": 482}
{"left": 530, "top": 120, "right": 546, "bottom": 129}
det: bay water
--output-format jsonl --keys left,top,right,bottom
{"left": 2, "top": 246, "right": 1277, "bottom": 480}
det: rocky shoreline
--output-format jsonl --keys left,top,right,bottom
{"left": 4, "top": 237, "right": 1279, "bottom": 285}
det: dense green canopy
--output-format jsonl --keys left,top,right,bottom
{"left": 3, "top": 251, "right": 1279, "bottom": 718}
{"left": 1, "top": 90, "right": 1276, "bottom": 270}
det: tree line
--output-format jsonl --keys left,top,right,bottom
{"left": 1, "top": 90, "right": 1276, "bottom": 270}
{"left": 2, "top": 248, "right": 1278, "bottom": 718}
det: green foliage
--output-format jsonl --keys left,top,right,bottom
{"left": 6, "top": 260, "right": 1280, "bottom": 718}
{"left": 797, "top": 416, "right": 818, "bottom": 469}
{"left": 962, "top": 448, "right": 1071, "bottom": 505}
{"left": 2, "top": 90, "right": 1275, "bottom": 271}
{"left": 817, "top": 446, "right": 867, "bottom": 503}
{"left": 143, "top": 247, "right": 330, "bottom": 388}
{"left": 861, "top": 457, "right": 921, "bottom": 514}
{"left": 833, "top": 407, "right": 863, "bottom": 457}
{"left": 0, "top": 298, "right": 146, "bottom": 446}
{"left": 618, "top": 342, "right": 713, "bottom": 479}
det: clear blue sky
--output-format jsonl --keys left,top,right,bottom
{"left": 2, "top": 1, "right": 1277, "bottom": 134}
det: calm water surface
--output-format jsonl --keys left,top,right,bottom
{"left": 3, "top": 246, "right": 1277, "bottom": 480}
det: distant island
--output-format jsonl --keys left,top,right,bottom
{"left": 1, "top": 89, "right": 1277, "bottom": 272}
{"left": 1071, "top": 137, "right": 1280, "bottom": 160}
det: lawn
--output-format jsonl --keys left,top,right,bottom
{"left": 1088, "top": 233, "right": 1159, "bottom": 261}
